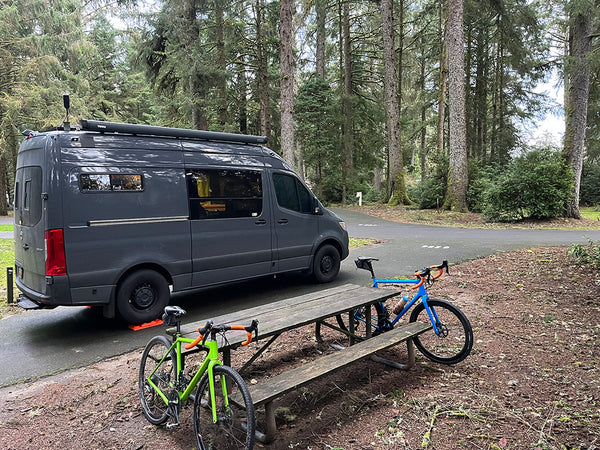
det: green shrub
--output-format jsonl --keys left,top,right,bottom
{"left": 411, "top": 155, "right": 448, "bottom": 209}
{"left": 569, "top": 239, "right": 600, "bottom": 269}
{"left": 580, "top": 161, "right": 600, "bottom": 207}
{"left": 481, "top": 149, "right": 574, "bottom": 222}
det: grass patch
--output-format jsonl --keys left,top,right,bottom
{"left": 580, "top": 207, "right": 600, "bottom": 221}
{"left": 0, "top": 238, "right": 17, "bottom": 318}
{"left": 0, "top": 238, "right": 14, "bottom": 269}
{"left": 0, "top": 224, "right": 13, "bottom": 232}
{"left": 349, "top": 237, "right": 380, "bottom": 248}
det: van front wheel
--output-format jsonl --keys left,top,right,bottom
{"left": 312, "top": 244, "right": 341, "bottom": 283}
{"left": 116, "top": 270, "right": 170, "bottom": 325}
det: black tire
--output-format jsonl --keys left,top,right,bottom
{"left": 139, "top": 335, "right": 177, "bottom": 425}
{"left": 335, "top": 302, "right": 392, "bottom": 338}
{"left": 409, "top": 299, "right": 473, "bottom": 365}
{"left": 116, "top": 269, "right": 170, "bottom": 324}
{"left": 194, "top": 365, "right": 255, "bottom": 450}
{"left": 312, "top": 244, "right": 341, "bottom": 283}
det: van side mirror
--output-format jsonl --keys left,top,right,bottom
{"left": 312, "top": 197, "right": 323, "bottom": 215}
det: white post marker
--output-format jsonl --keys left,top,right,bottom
{"left": 356, "top": 191, "right": 363, "bottom": 207}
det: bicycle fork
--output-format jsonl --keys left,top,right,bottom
{"left": 422, "top": 299, "right": 446, "bottom": 337}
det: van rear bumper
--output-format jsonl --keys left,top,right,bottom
{"left": 16, "top": 276, "right": 72, "bottom": 306}
{"left": 16, "top": 295, "right": 56, "bottom": 310}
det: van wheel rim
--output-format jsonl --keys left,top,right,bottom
{"left": 132, "top": 285, "right": 155, "bottom": 309}
{"left": 320, "top": 256, "right": 333, "bottom": 273}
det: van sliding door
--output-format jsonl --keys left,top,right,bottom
{"left": 187, "top": 168, "right": 273, "bottom": 286}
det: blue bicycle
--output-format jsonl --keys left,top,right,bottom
{"left": 336, "top": 258, "right": 473, "bottom": 364}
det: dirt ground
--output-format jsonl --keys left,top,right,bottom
{"left": 0, "top": 246, "right": 599, "bottom": 450}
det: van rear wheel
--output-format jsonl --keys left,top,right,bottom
{"left": 312, "top": 244, "right": 341, "bottom": 283}
{"left": 116, "top": 270, "right": 170, "bottom": 325}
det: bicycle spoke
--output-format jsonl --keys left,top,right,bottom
{"left": 410, "top": 299, "right": 473, "bottom": 364}
{"left": 194, "top": 365, "right": 255, "bottom": 450}
{"left": 139, "top": 336, "right": 176, "bottom": 425}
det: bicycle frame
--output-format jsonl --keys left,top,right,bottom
{"left": 367, "top": 276, "right": 444, "bottom": 335}
{"left": 146, "top": 336, "right": 223, "bottom": 423}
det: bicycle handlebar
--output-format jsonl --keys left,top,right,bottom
{"left": 184, "top": 319, "right": 259, "bottom": 350}
{"left": 412, "top": 260, "right": 449, "bottom": 289}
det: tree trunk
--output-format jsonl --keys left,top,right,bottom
{"left": 256, "top": 0, "right": 271, "bottom": 141}
{"left": 184, "top": 0, "right": 206, "bottom": 130}
{"left": 564, "top": 8, "right": 592, "bottom": 219}
{"left": 444, "top": 0, "right": 468, "bottom": 212}
{"left": 315, "top": 0, "right": 326, "bottom": 79}
{"left": 437, "top": 3, "right": 447, "bottom": 157}
{"left": 341, "top": 0, "right": 354, "bottom": 204}
{"left": 381, "top": 0, "right": 409, "bottom": 206}
{"left": 215, "top": 0, "right": 228, "bottom": 127}
{"left": 280, "top": 0, "right": 295, "bottom": 167}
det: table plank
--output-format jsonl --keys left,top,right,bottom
{"left": 178, "top": 284, "right": 399, "bottom": 348}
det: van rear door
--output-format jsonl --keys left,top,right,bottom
{"left": 14, "top": 163, "right": 47, "bottom": 298}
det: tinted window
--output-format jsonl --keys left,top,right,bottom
{"left": 80, "top": 174, "right": 143, "bottom": 192}
{"left": 187, "top": 169, "right": 263, "bottom": 219}
{"left": 17, "top": 167, "right": 42, "bottom": 226}
{"left": 273, "top": 173, "right": 312, "bottom": 213}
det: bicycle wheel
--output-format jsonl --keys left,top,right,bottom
{"left": 139, "top": 335, "right": 177, "bottom": 425}
{"left": 409, "top": 298, "right": 473, "bottom": 364}
{"left": 193, "top": 364, "right": 255, "bottom": 450}
{"left": 335, "top": 302, "right": 391, "bottom": 338}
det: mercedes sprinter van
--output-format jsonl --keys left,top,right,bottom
{"left": 14, "top": 120, "right": 349, "bottom": 324}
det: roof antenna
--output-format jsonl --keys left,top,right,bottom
{"left": 63, "top": 93, "right": 70, "bottom": 130}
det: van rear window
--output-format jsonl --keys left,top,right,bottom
{"left": 80, "top": 174, "right": 143, "bottom": 192}
{"left": 14, "top": 166, "right": 42, "bottom": 226}
{"left": 187, "top": 169, "right": 262, "bottom": 219}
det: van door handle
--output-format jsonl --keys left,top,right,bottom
{"left": 255, "top": 219, "right": 267, "bottom": 225}
{"left": 277, "top": 219, "right": 288, "bottom": 224}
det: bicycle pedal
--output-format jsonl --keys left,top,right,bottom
{"left": 166, "top": 421, "right": 180, "bottom": 430}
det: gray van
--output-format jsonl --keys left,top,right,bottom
{"left": 14, "top": 120, "right": 349, "bottom": 324}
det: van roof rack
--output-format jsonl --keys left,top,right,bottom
{"left": 80, "top": 119, "right": 268, "bottom": 145}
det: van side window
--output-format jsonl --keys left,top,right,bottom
{"left": 187, "top": 169, "right": 263, "bottom": 219}
{"left": 273, "top": 173, "right": 312, "bottom": 213}
{"left": 80, "top": 174, "right": 143, "bottom": 192}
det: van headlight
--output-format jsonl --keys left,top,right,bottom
{"left": 339, "top": 221, "right": 346, "bottom": 231}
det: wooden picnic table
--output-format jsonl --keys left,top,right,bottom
{"left": 177, "top": 283, "right": 432, "bottom": 443}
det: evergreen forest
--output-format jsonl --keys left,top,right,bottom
{"left": 1, "top": 0, "right": 600, "bottom": 220}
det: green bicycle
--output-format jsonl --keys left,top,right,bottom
{"left": 139, "top": 305, "right": 258, "bottom": 450}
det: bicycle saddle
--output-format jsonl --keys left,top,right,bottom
{"left": 164, "top": 305, "right": 186, "bottom": 317}
{"left": 355, "top": 256, "right": 378, "bottom": 268}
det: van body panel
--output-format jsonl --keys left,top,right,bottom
{"left": 60, "top": 144, "right": 192, "bottom": 303}
{"left": 14, "top": 121, "right": 349, "bottom": 323}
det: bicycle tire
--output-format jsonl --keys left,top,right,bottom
{"left": 335, "top": 302, "right": 390, "bottom": 338}
{"left": 409, "top": 298, "right": 473, "bottom": 364}
{"left": 193, "top": 364, "right": 255, "bottom": 450}
{"left": 139, "top": 335, "right": 177, "bottom": 425}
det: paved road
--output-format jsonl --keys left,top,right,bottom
{"left": 1, "top": 208, "right": 599, "bottom": 387}
{"left": 0, "top": 216, "right": 12, "bottom": 239}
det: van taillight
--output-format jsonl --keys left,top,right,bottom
{"left": 45, "top": 229, "right": 67, "bottom": 276}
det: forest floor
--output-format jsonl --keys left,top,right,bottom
{"left": 0, "top": 209, "right": 599, "bottom": 449}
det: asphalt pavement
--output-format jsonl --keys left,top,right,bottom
{"left": 1, "top": 208, "right": 599, "bottom": 387}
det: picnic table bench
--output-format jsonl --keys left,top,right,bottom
{"left": 177, "top": 283, "right": 431, "bottom": 443}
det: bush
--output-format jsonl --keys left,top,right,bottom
{"left": 481, "top": 148, "right": 574, "bottom": 222}
{"left": 569, "top": 239, "right": 600, "bottom": 270}
{"left": 580, "top": 161, "right": 600, "bottom": 207}
{"left": 410, "top": 155, "right": 448, "bottom": 209}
